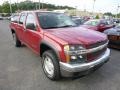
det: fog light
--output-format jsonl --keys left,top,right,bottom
{"left": 71, "top": 56, "right": 77, "bottom": 60}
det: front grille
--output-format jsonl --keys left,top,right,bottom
{"left": 86, "top": 40, "right": 107, "bottom": 49}
{"left": 87, "top": 47, "right": 106, "bottom": 62}
{"left": 86, "top": 40, "right": 108, "bottom": 62}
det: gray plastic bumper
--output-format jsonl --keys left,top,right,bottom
{"left": 60, "top": 48, "right": 110, "bottom": 77}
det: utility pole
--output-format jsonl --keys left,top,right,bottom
{"left": 35, "top": 0, "right": 37, "bottom": 10}
{"left": 39, "top": 0, "right": 40, "bottom": 9}
{"left": 9, "top": 0, "right": 12, "bottom": 15}
{"left": 92, "top": 0, "right": 96, "bottom": 15}
{"left": 42, "top": 0, "right": 44, "bottom": 9}
{"left": 75, "top": 6, "right": 77, "bottom": 16}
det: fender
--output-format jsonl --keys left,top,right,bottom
{"left": 40, "top": 39, "right": 63, "bottom": 60}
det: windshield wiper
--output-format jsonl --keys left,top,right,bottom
{"left": 44, "top": 25, "right": 76, "bottom": 29}
{"left": 44, "top": 26, "right": 60, "bottom": 29}
{"left": 59, "top": 25, "right": 76, "bottom": 28}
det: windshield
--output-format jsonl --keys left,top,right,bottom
{"left": 84, "top": 20, "right": 99, "bottom": 26}
{"left": 37, "top": 12, "right": 76, "bottom": 29}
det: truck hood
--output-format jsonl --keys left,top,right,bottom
{"left": 44, "top": 27, "right": 107, "bottom": 45}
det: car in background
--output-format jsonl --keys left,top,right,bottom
{"left": 0, "top": 15, "right": 3, "bottom": 20}
{"left": 104, "top": 24, "right": 120, "bottom": 49}
{"left": 81, "top": 19, "right": 115, "bottom": 32}
{"left": 71, "top": 17, "right": 85, "bottom": 26}
{"left": 113, "top": 18, "right": 120, "bottom": 24}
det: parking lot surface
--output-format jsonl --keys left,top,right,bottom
{"left": 0, "top": 20, "right": 120, "bottom": 90}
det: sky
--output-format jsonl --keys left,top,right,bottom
{"left": 0, "top": 0, "right": 120, "bottom": 14}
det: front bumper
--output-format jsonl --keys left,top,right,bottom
{"left": 60, "top": 48, "right": 110, "bottom": 77}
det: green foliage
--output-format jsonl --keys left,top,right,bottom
{"left": 2, "top": 1, "right": 10, "bottom": 13}
{"left": 0, "top": 0, "right": 74, "bottom": 14}
{"left": 95, "top": 15, "right": 99, "bottom": 19}
{"left": 104, "top": 12, "right": 113, "bottom": 16}
{"left": 18, "top": 1, "right": 35, "bottom": 10}
{"left": 116, "top": 13, "right": 120, "bottom": 18}
{"left": 11, "top": 3, "right": 18, "bottom": 13}
{"left": 0, "top": 5, "right": 2, "bottom": 13}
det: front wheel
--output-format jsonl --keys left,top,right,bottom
{"left": 42, "top": 50, "right": 61, "bottom": 80}
{"left": 12, "top": 33, "right": 21, "bottom": 47}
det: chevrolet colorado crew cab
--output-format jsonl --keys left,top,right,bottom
{"left": 10, "top": 11, "right": 110, "bottom": 80}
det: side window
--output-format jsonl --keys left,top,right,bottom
{"left": 19, "top": 13, "right": 26, "bottom": 24}
{"left": 26, "top": 13, "right": 36, "bottom": 30}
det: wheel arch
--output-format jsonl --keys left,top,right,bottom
{"left": 11, "top": 29, "right": 15, "bottom": 34}
{"left": 40, "top": 41, "right": 60, "bottom": 59}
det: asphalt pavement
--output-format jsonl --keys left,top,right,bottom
{"left": 0, "top": 20, "right": 120, "bottom": 90}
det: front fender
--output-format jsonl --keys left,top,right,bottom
{"left": 40, "top": 39, "right": 66, "bottom": 62}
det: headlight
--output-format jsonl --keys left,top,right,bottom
{"left": 64, "top": 45, "right": 85, "bottom": 51}
{"left": 64, "top": 45, "right": 87, "bottom": 63}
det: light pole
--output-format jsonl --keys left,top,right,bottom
{"left": 9, "top": 0, "right": 12, "bottom": 15}
{"left": 92, "top": 0, "right": 96, "bottom": 15}
{"left": 39, "top": 0, "right": 41, "bottom": 9}
{"left": 42, "top": 0, "right": 44, "bottom": 9}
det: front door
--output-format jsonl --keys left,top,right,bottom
{"left": 24, "top": 13, "right": 41, "bottom": 53}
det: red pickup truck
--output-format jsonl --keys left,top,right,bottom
{"left": 10, "top": 11, "right": 110, "bottom": 80}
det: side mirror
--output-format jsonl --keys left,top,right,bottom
{"left": 26, "top": 23, "right": 36, "bottom": 30}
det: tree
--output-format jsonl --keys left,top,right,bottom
{"left": 2, "top": 1, "right": 11, "bottom": 13}
{"left": 104, "top": 12, "right": 113, "bottom": 16}
{"left": 11, "top": 3, "right": 17, "bottom": 13}
{"left": 117, "top": 13, "right": 120, "bottom": 18}
{"left": 0, "top": 5, "right": 2, "bottom": 13}
{"left": 95, "top": 14, "right": 99, "bottom": 19}
{"left": 1, "top": 0, "right": 74, "bottom": 14}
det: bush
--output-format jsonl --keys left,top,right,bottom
{"left": 95, "top": 15, "right": 100, "bottom": 19}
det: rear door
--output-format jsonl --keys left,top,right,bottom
{"left": 16, "top": 13, "right": 27, "bottom": 42}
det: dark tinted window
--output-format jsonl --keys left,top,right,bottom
{"left": 37, "top": 12, "right": 76, "bottom": 29}
{"left": 19, "top": 13, "right": 26, "bottom": 24}
{"left": 26, "top": 13, "right": 36, "bottom": 30}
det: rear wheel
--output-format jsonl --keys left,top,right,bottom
{"left": 12, "top": 33, "right": 21, "bottom": 47}
{"left": 42, "top": 50, "right": 61, "bottom": 80}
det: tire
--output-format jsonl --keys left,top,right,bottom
{"left": 42, "top": 50, "right": 61, "bottom": 80}
{"left": 12, "top": 33, "right": 21, "bottom": 47}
